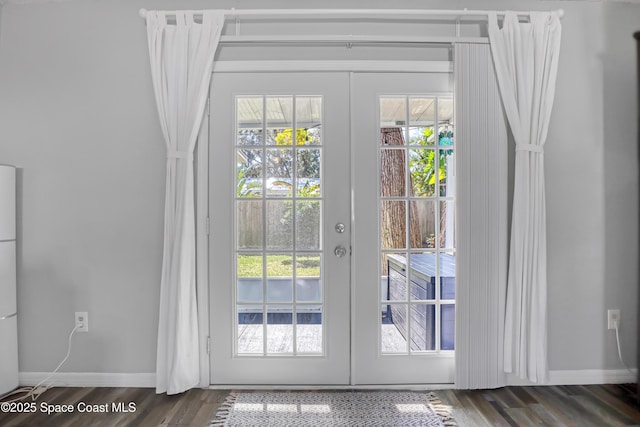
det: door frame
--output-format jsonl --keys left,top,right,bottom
{"left": 195, "top": 60, "right": 454, "bottom": 388}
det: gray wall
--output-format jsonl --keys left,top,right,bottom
{"left": 602, "top": 1, "right": 640, "bottom": 371}
{"left": 0, "top": 0, "right": 638, "bottom": 377}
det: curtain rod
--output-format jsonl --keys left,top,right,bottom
{"left": 138, "top": 8, "right": 564, "bottom": 20}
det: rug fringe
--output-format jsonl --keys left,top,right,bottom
{"left": 210, "top": 391, "right": 238, "bottom": 427}
{"left": 426, "top": 392, "right": 458, "bottom": 427}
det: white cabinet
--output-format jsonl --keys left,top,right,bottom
{"left": 0, "top": 165, "right": 18, "bottom": 395}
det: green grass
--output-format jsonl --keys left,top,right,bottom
{"left": 237, "top": 254, "right": 320, "bottom": 277}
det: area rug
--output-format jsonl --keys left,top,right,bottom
{"left": 211, "top": 390, "right": 456, "bottom": 426}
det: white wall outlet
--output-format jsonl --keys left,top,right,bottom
{"left": 75, "top": 311, "right": 88, "bottom": 332}
{"left": 607, "top": 309, "right": 620, "bottom": 330}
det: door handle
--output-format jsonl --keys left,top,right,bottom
{"left": 334, "top": 246, "right": 347, "bottom": 258}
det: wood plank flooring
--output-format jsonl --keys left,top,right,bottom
{"left": 1, "top": 384, "right": 639, "bottom": 426}
{"left": 439, "top": 384, "right": 640, "bottom": 427}
{"left": 0, "top": 387, "right": 230, "bottom": 427}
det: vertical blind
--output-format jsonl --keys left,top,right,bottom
{"left": 454, "top": 43, "right": 508, "bottom": 389}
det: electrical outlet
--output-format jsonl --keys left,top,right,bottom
{"left": 607, "top": 309, "right": 620, "bottom": 330}
{"left": 75, "top": 311, "right": 88, "bottom": 332}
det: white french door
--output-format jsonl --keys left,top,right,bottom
{"left": 209, "top": 73, "right": 351, "bottom": 384}
{"left": 351, "top": 73, "right": 455, "bottom": 384}
{"left": 209, "top": 72, "right": 455, "bottom": 385}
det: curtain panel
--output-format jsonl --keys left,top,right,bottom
{"left": 454, "top": 43, "right": 508, "bottom": 389}
{"left": 488, "top": 11, "right": 562, "bottom": 383}
{"left": 145, "top": 10, "right": 224, "bottom": 395}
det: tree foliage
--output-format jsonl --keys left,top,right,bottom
{"left": 409, "top": 127, "right": 453, "bottom": 197}
{"left": 237, "top": 127, "right": 320, "bottom": 198}
{"left": 275, "top": 128, "right": 310, "bottom": 146}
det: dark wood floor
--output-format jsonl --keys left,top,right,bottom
{"left": 440, "top": 384, "right": 640, "bottom": 427}
{"left": 0, "top": 387, "right": 230, "bottom": 427}
{"left": 1, "top": 384, "right": 639, "bottom": 426}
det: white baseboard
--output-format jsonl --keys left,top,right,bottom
{"left": 19, "top": 372, "right": 155, "bottom": 388}
{"left": 18, "top": 369, "right": 636, "bottom": 389}
{"left": 507, "top": 369, "right": 638, "bottom": 386}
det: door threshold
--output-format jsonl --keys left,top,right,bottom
{"left": 208, "top": 384, "right": 455, "bottom": 390}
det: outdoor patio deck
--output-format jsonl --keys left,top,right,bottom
{"left": 237, "top": 324, "right": 408, "bottom": 354}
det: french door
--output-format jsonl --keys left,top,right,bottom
{"left": 209, "top": 72, "right": 455, "bottom": 385}
{"left": 209, "top": 73, "right": 351, "bottom": 384}
{"left": 351, "top": 73, "right": 455, "bottom": 384}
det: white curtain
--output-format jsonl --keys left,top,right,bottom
{"left": 488, "top": 11, "right": 562, "bottom": 383}
{"left": 454, "top": 43, "right": 508, "bottom": 389}
{"left": 145, "top": 10, "right": 224, "bottom": 395}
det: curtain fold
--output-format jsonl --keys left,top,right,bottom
{"left": 488, "top": 11, "right": 562, "bottom": 383}
{"left": 454, "top": 43, "right": 508, "bottom": 389}
{"left": 145, "top": 10, "right": 224, "bottom": 395}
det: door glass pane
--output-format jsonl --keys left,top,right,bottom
{"left": 266, "top": 96, "right": 293, "bottom": 145}
{"left": 437, "top": 98, "right": 454, "bottom": 145}
{"left": 440, "top": 201, "right": 455, "bottom": 250}
{"left": 440, "top": 253, "right": 456, "bottom": 300}
{"left": 296, "top": 96, "right": 322, "bottom": 146}
{"left": 440, "top": 149, "right": 454, "bottom": 197}
{"left": 441, "top": 304, "right": 455, "bottom": 350}
{"left": 408, "top": 252, "right": 436, "bottom": 302}
{"left": 380, "top": 148, "right": 407, "bottom": 197}
{"left": 266, "top": 254, "right": 293, "bottom": 303}
{"left": 237, "top": 305, "right": 263, "bottom": 354}
{"left": 236, "top": 149, "right": 263, "bottom": 198}
{"left": 381, "top": 304, "right": 407, "bottom": 353}
{"left": 438, "top": 99, "right": 454, "bottom": 199}
{"left": 296, "top": 149, "right": 321, "bottom": 197}
{"left": 237, "top": 201, "right": 263, "bottom": 249}
{"left": 266, "top": 200, "right": 293, "bottom": 250}
{"left": 380, "top": 201, "right": 406, "bottom": 250}
{"left": 237, "top": 97, "right": 264, "bottom": 146}
{"left": 266, "top": 148, "right": 293, "bottom": 197}
{"left": 296, "top": 200, "right": 321, "bottom": 250}
{"left": 266, "top": 253, "right": 293, "bottom": 276}
{"left": 409, "top": 97, "right": 435, "bottom": 146}
{"left": 235, "top": 95, "right": 324, "bottom": 356}
{"left": 410, "top": 200, "right": 435, "bottom": 249}
{"left": 379, "top": 95, "right": 455, "bottom": 354}
{"left": 386, "top": 253, "right": 408, "bottom": 302}
{"left": 381, "top": 251, "right": 404, "bottom": 302}
{"left": 237, "top": 254, "right": 263, "bottom": 303}
{"left": 409, "top": 148, "right": 435, "bottom": 197}
{"left": 297, "top": 306, "right": 322, "bottom": 353}
{"left": 295, "top": 254, "right": 322, "bottom": 302}
{"left": 267, "top": 305, "right": 294, "bottom": 354}
{"left": 379, "top": 98, "right": 407, "bottom": 138}
{"left": 410, "top": 303, "right": 435, "bottom": 352}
